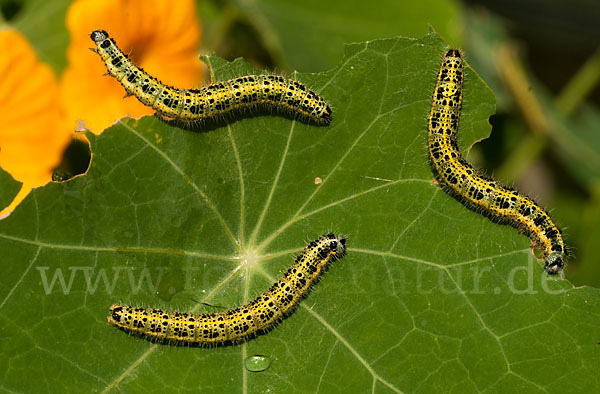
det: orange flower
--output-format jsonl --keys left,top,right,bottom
{"left": 0, "top": 30, "right": 72, "bottom": 218}
{"left": 60, "top": 0, "right": 204, "bottom": 134}
{"left": 0, "top": 1, "right": 203, "bottom": 218}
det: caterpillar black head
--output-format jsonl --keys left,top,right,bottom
{"left": 107, "top": 304, "right": 125, "bottom": 325}
{"left": 324, "top": 233, "right": 346, "bottom": 259}
{"left": 320, "top": 104, "right": 333, "bottom": 125}
{"left": 90, "top": 30, "right": 110, "bottom": 44}
{"left": 545, "top": 252, "right": 565, "bottom": 275}
{"left": 444, "top": 48, "right": 462, "bottom": 59}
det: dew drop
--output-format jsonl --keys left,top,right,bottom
{"left": 245, "top": 355, "right": 272, "bottom": 372}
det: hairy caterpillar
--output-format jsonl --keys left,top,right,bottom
{"left": 107, "top": 233, "right": 346, "bottom": 344}
{"left": 90, "top": 30, "right": 332, "bottom": 125}
{"left": 427, "top": 49, "right": 567, "bottom": 274}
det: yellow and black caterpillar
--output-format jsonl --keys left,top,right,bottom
{"left": 107, "top": 233, "right": 346, "bottom": 344}
{"left": 90, "top": 30, "right": 332, "bottom": 125}
{"left": 427, "top": 49, "right": 567, "bottom": 274}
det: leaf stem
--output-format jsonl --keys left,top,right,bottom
{"left": 555, "top": 46, "right": 600, "bottom": 116}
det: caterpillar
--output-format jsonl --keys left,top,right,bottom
{"left": 90, "top": 30, "right": 332, "bottom": 125}
{"left": 107, "top": 233, "right": 346, "bottom": 344}
{"left": 427, "top": 49, "right": 567, "bottom": 274}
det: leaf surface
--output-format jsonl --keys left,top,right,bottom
{"left": 0, "top": 32, "right": 598, "bottom": 393}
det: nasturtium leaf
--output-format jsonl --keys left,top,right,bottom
{"left": 0, "top": 31, "right": 598, "bottom": 393}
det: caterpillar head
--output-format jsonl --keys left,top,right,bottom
{"left": 107, "top": 304, "right": 126, "bottom": 325}
{"left": 545, "top": 252, "right": 565, "bottom": 275}
{"left": 320, "top": 103, "right": 333, "bottom": 125}
{"left": 325, "top": 233, "right": 346, "bottom": 259}
{"left": 90, "top": 30, "right": 110, "bottom": 45}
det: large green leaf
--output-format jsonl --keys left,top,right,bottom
{"left": 1, "top": 31, "right": 598, "bottom": 393}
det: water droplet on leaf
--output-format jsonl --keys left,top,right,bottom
{"left": 245, "top": 355, "right": 271, "bottom": 372}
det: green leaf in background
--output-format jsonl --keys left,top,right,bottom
{"left": 206, "top": 0, "right": 461, "bottom": 72}
{"left": 3, "top": 0, "right": 72, "bottom": 72}
{"left": 1, "top": 31, "right": 599, "bottom": 393}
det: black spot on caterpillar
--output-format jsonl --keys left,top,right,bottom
{"left": 427, "top": 49, "right": 567, "bottom": 274}
{"left": 107, "top": 233, "right": 346, "bottom": 345}
{"left": 90, "top": 30, "right": 332, "bottom": 126}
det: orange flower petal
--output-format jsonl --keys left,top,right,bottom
{"left": 0, "top": 30, "right": 72, "bottom": 186}
{"left": 0, "top": 29, "right": 73, "bottom": 218}
{"left": 60, "top": 0, "right": 204, "bottom": 134}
